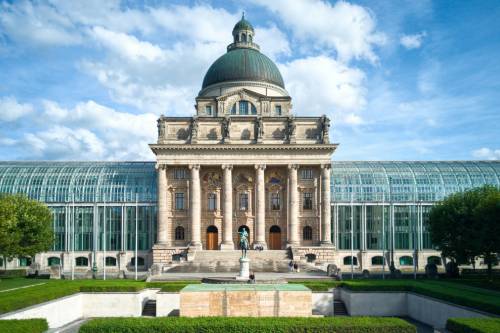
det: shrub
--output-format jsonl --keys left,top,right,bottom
{"left": 0, "top": 319, "right": 48, "bottom": 333}
{"left": 79, "top": 317, "right": 416, "bottom": 333}
{"left": 446, "top": 318, "right": 500, "bottom": 333}
{"left": 0, "top": 269, "right": 27, "bottom": 278}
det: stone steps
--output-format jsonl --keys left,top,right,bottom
{"left": 142, "top": 299, "right": 156, "bottom": 317}
{"left": 333, "top": 300, "right": 348, "bottom": 316}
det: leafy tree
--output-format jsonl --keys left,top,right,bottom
{"left": 0, "top": 194, "right": 54, "bottom": 269}
{"left": 428, "top": 185, "right": 500, "bottom": 278}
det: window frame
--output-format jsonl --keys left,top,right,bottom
{"left": 303, "top": 192, "right": 313, "bottom": 210}
{"left": 207, "top": 192, "right": 217, "bottom": 212}
{"left": 175, "top": 192, "right": 185, "bottom": 211}
{"left": 271, "top": 192, "right": 280, "bottom": 210}
{"left": 239, "top": 192, "right": 249, "bottom": 211}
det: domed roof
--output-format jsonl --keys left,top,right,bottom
{"left": 202, "top": 47, "right": 285, "bottom": 89}
{"left": 233, "top": 16, "right": 254, "bottom": 33}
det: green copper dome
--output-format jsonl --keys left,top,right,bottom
{"left": 202, "top": 48, "right": 285, "bottom": 89}
{"left": 233, "top": 16, "right": 254, "bottom": 33}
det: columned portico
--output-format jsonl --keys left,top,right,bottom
{"left": 321, "top": 163, "right": 332, "bottom": 246}
{"left": 189, "top": 164, "right": 202, "bottom": 249}
{"left": 221, "top": 164, "right": 234, "bottom": 250}
{"left": 288, "top": 164, "right": 300, "bottom": 246}
{"left": 255, "top": 164, "right": 267, "bottom": 248}
{"left": 156, "top": 164, "right": 168, "bottom": 245}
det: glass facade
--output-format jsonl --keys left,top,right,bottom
{"left": 0, "top": 160, "right": 498, "bottom": 258}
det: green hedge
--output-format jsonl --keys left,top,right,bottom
{"left": 446, "top": 318, "right": 500, "bottom": 333}
{"left": 79, "top": 317, "right": 415, "bottom": 333}
{"left": 79, "top": 285, "right": 144, "bottom": 292}
{"left": 0, "top": 319, "right": 48, "bottom": 333}
{"left": 0, "top": 269, "right": 27, "bottom": 278}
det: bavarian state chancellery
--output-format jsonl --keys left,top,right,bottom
{"left": 1, "top": 17, "right": 499, "bottom": 276}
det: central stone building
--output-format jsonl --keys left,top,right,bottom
{"left": 151, "top": 16, "right": 336, "bottom": 267}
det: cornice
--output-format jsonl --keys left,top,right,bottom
{"left": 149, "top": 143, "right": 338, "bottom": 152}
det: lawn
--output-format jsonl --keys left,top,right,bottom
{"left": 1, "top": 277, "right": 499, "bottom": 316}
{"left": 0, "top": 278, "right": 47, "bottom": 291}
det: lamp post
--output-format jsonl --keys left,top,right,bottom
{"left": 135, "top": 193, "right": 138, "bottom": 281}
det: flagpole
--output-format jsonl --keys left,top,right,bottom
{"left": 71, "top": 193, "right": 75, "bottom": 281}
{"left": 135, "top": 193, "right": 138, "bottom": 281}
{"left": 350, "top": 192, "right": 354, "bottom": 280}
{"left": 382, "top": 192, "right": 385, "bottom": 280}
{"left": 103, "top": 200, "right": 106, "bottom": 280}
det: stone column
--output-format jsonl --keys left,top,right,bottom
{"left": 288, "top": 164, "right": 300, "bottom": 246}
{"left": 189, "top": 164, "right": 202, "bottom": 249}
{"left": 255, "top": 164, "right": 267, "bottom": 248}
{"left": 321, "top": 164, "right": 332, "bottom": 246}
{"left": 221, "top": 164, "right": 234, "bottom": 250}
{"left": 156, "top": 164, "right": 168, "bottom": 244}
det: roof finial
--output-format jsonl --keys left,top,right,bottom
{"left": 242, "top": 11, "right": 245, "bottom": 19}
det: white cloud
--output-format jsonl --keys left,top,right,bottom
{"left": 91, "top": 26, "right": 164, "bottom": 62}
{"left": 472, "top": 147, "right": 500, "bottom": 160}
{"left": 251, "top": 0, "right": 386, "bottom": 63}
{"left": 0, "top": 96, "right": 34, "bottom": 122}
{"left": 400, "top": 31, "right": 427, "bottom": 49}
{"left": 280, "top": 56, "right": 366, "bottom": 120}
{"left": 256, "top": 25, "right": 291, "bottom": 60}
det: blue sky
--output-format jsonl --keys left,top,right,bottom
{"left": 0, "top": 0, "right": 499, "bottom": 161}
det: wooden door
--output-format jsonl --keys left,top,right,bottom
{"left": 269, "top": 226, "right": 281, "bottom": 250}
{"left": 206, "top": 227, "right": 218, "bottom": 250}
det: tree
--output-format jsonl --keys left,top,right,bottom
{"left": 428, "top": 185, "right": 500, "bottom": 278}
{"left": 0, "top": 194, "right": 54, "bottom": 269}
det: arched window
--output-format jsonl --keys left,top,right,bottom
{"left": 242, "top": 33, "right": 247, "bottom": 42}
{"left": 175, "top": 226, "right": 185, "bottom": 240}
{"left": 305, "top": 253, "right": 316, "bottom": 262}
{"left": 208, "top": 193, "right": 217, "bottom": 211}
{"left": 344, "top": 256, "right": 358, "bottom": 265}
{"left": 303, "top": 226, "right": 313, "bottom": 240}
{"left": 231, "top": 100, "right": 257, "bottom": 115}
{"left": 371, "top": 256, "right": 385, "bottom": 266}
{"left": 19, "top": 257, "right": 32, "bottom": 267}
{"left": 249, "top": 35, "right": 253, "bottom": 43}
{"left": 427, "top": 256, "right": 442, "bottom": 266}
{"left": 131, "top": 257, "right": 145, "bottom": 266}
{"left": 48, "top": 257, "right": 61, "bottom": 266}
{"left": 105, "top": 256, "right": 117, "bottom": 266}
{"left": 399, "top": 256, "right": 413, "bottom": 266}
{"left": 75, "top": 257, "right": 88, "bottom": 267}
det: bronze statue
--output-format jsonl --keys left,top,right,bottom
{"left": 238, "top": 229, "right": 249, "bottom": 258}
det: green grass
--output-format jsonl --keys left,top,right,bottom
{"left": 79, "top": 317, "right": 416, "bottom": 333}
{"left": 288, "top": 279, "right": 341, "bottom": 291}
{"left": 447, "top": 318, "right": 500, "bottom": 333}
{"left": 0, "top": 278, "right": 47, "bottom": 291}
{"left": 0, "top": 279, "right": 200, "bottom": 314}
{"left": 0, "top": 319, "right": 48, "bottom": 333}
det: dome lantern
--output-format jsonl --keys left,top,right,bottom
{"left": 229, "top": 12, "right": 258, "bottom": 51}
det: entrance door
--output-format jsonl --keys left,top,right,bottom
{"left": 206, "top": 225, "right": 218, "bottom": 250}
{"left": 269, "top": 225, "right": 281, "bottom": 250}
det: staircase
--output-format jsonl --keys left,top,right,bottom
{"left": 142, "top": 299, "right": 156, "bottom": 317}
{"left": 333, "top": 300, "right": 348, "bottom": 316}
{"left": 166, "top": 250, "right": 293, "bottom": 273}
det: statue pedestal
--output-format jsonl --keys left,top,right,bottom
{"left": 236, "top": 257, "right": 250, "bottom": 280}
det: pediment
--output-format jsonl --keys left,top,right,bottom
{"left": 216, "top": 88, "right": 269, "bottom": 102}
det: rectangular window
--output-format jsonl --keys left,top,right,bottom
{"left": 173, "top": 169, "right": 187, "bottom": 179}
{"left": 271, "top": 192, "right": 280, "bottom": 210}
{"left": 303, "top": 192, "right": 313, "bottom": 210}
{"left": 301, "top": 169, "right": 313, "bottom": 180}
{"left": 275, "top": 105, "right": 282, "bottom": 116}
{"left": 240, "top": 192, "right": 248, "bottom": 211}
{"left": 205, "top": 105, "right": 212, "bottom": 116}
{"left": 175, "top": 192, "right": 185, "bottom": 210}
{"left": 239, "top": 101, "right": 248, "bottom": 115}
{"left": 208, "top": 193, "right": 217, "bottom": 211}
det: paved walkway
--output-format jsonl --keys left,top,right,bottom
{"left": 152, "top": 271, "right": 330, "bottom": 280}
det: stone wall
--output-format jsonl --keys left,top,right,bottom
{"left": 292, "top": 247, "right": 336, "bottom": 264}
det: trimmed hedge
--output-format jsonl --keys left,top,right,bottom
{"left": 79, "top": 317, "right": 416, "bottom": 333}
{"left": 79, "top": 285, "right": 144, "bottom": 292}
{"left": 446, "top": 318, "right": 500, "bottom": 333}
{"left": 0, "top": 269, "right": 26, "bottom": 278}
{"left": 0, "top": 319, "right": 48, "bottom": 333}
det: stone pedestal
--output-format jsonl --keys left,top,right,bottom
{"left": 236, "top": 257, "right": 250, "bottom": 280}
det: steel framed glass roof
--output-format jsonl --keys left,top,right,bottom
{"left": 0, "top": 162, "right": 157, "bottom": 203}
{"left": 331, "top": 161, "right": 500, "bottom": 203}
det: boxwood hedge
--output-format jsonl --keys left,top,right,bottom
{"left": 446, "top": 318, "right": 500, "bottom": 333}
{"left": 0, "top": 319, "right": 48, "bottom": 333}
{"left": 79, "top": 317, "right": 416, "bottom": 333}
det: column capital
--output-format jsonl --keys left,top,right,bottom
{"left": 321, "top": 163, "right": 332, "bottom": 170}
{"left": 222, "top": 164, "right": 233, "bottom": 170}
{"left": 288, "top": 164, "right": 299, "bottom": 170}
{"left": 155, "top": 163, "right": 167, "bottom": 171}
{"left": 189, "top": 164, "right": 200, "bottom": 170}
{"left": 255, "top": 164, "right": 266, "bottom": 171}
